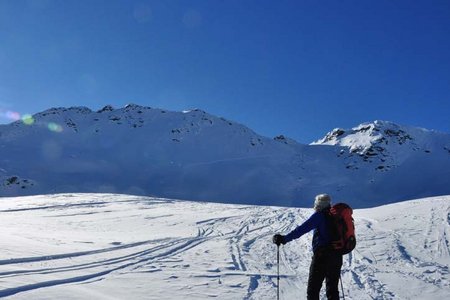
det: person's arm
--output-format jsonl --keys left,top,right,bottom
{"left": 284, "top": 212, "right": 321, "bottom": 243}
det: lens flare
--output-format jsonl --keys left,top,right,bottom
{"left": 48, "top": 122, "right": 63, "bottom": 132}
{"left": 6, "top": 111, "right": 21, "bottom": 121}
{"left": 22, "top": 114, "right": 35, "bottom": 125}
{"left": 1, "top": 108, "right": 63, "bottom": 133}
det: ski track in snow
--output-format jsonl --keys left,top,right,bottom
{"left": 0, "top": 194, "right": 449, "bottom": 299}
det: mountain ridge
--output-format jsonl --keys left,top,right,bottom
{"left": 1, "top": 104, "right": 449, "bottom": 207}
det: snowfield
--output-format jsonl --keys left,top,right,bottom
{"left": 0, "top": 194, "right": 449, "bottom": 299}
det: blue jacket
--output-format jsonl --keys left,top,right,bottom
{"left": 284, "top": 210, "right": 330, "bottom": 252}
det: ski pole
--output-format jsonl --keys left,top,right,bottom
{"left": 340, "top": 274, "right": 345, "bottom": 300}
{"left": 277, "top": 244, "right": 280, "bottom": 300}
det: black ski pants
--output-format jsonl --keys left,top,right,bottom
{"left": 307, "top": 248, "right": 343, "bottom": 300}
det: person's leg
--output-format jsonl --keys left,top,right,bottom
{"left": 307, "top": 252, "right": 326, "bottom": 300}
{"left": 325, "top": 252, "right": 343, "bottom": 300}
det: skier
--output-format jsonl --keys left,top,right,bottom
{"left": 273, "top": 194, "right": 343, "bottom": 300}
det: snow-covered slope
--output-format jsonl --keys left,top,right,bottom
{"left": 0, "top": 105, "right": 304, "bottom": 205}
{"left": 312, "top": 120, "right": 450, "bottom": 170}
{"left": 0, "top": 193, "right": 449, "bottom": 299}
{"left": 1, "top": 105, "right": 449, "bottom": 207}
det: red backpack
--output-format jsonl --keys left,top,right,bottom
{"left": 326, "top": 203, "right": 356, "bottom": 255}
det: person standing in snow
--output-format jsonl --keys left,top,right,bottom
{"left": 273, "top": 194, "right": 343, "bottom": 300}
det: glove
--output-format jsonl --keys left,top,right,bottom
{"left": 273, "top": 234, "right": 286, "bottom": 246}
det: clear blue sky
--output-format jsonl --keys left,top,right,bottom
{"left": 0, "top": 0, "right": 449, "bottom": 143}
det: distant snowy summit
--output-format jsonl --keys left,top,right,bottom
{"left": 1, "top": 104, "right": 449, "bottom": 207}
{"left": 314, "top": 120, "right": 437, "bottom": 152}
{"left": 313, "top": 120, "right": 450, "bottom": 171}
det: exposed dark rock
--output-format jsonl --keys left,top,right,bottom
{"left": 97, "top": 105, "right": 114, "bottom": 113}
{"left": 6, "top": 176, "right": 18, "bottom": 185}
{"left": 358, "top": 126, "right": 372, "bottom": 132}
{"left": 323, "top": 128, "right": 345, "bottom": 142}
{"left": 124, "top": 103, "right": 142, "bottom": 110}
{"left": 274, "top": 135, "right": 289, "bottom": 144}
{"left": 109, "top": 116, "right": 121, "bottom": 121}
{"left": 68, "top": 106, "right": 92, "bottom": 114}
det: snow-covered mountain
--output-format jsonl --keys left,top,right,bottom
{"left": 0, "top": 193, "right": 449, "bottom": 299}
{"left": 313, "top": 120, "right": 448, "bottom": 170}
{"left": 1, "top": 105, "right": 449, "bottom": 207}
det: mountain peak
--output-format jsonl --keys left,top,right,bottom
{"left": 311, "top": 120, "right": 450, "bottom": 173}
{"left": 312, "top": 120, "right": 415, "bottom": 149}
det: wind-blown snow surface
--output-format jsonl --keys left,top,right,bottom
{"left": 1, "top": 194, "right": 449, "bottom": 299}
